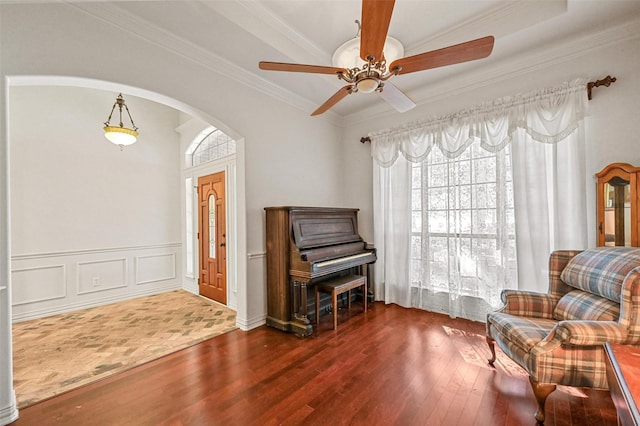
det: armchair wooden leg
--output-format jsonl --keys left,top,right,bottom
{"left": 486, "top": 336, "right": 497, "bottom": 366}
{"left": 529, "top": 377, "right": 556, "bottom": 424}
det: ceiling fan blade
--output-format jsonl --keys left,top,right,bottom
{"left": 360, "top": 0, "right": 395, "bottom": 62}
{"left": 389, "top": 36, "right": 494, "bottom": 75}
{"left": 311, "top": 86, "right": 353, "bottom": 116}
{"left": 259, "top": 61, "right": 347, "bottom": 75}
{"left": 378, "top": 82, "right": 416, "bottom": 113}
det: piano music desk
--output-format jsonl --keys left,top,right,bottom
{"left": 315, "top": 274, "right": 367, "bottom": 330}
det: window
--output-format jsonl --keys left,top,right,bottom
{"left": 188, "top": 127, "right": 236, "bottom": 167}
{"left": 411, "top": 140, "right": 517, "bottom": 307}
{"left": 373, "top": 79, "right": 588, "bottom": 320}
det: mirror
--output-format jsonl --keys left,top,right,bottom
{"left": 596, "top": 163, "right": 639, "bottom": 247}
{"left": 602, "top": 178, "right": 631, "bottom": 246}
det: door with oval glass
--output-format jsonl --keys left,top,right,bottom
{"left": 198, "top": 171, "right": 227, "bottom": 304}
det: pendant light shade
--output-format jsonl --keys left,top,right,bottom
{"left": 103, "top": 93, "right": 139, "bottom": 148}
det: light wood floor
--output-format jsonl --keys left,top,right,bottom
{"left": 12, "top": 290, "right": 237, "bottom": 408}
{"left": 11, "top": 302, "right": 616, "bottom": 426}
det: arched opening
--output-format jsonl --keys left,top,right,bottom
{"left": 1, "top": 75, "right": 248, "bottom": 420}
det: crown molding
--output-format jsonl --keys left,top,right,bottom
{"left": 67, "top": 2, "right": 343, "bottom": 126}
{"left": 344, "top": 16, "right": 640, "bottom": 127}
{"left": 405, "top": 0, "right": 567, "bottom": 55}
{"left": 201, "top": 0, "right": 330, "bottom": 66}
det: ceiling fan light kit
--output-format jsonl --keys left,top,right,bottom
{"left": 259, "top": 0, "right": 494, "bottom": 116}
{"left": 356, "top": 78, "right": 380, "bottom": 94}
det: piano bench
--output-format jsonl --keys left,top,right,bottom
{"left": 315, "top": 274, "right": 367, "bottom": 330}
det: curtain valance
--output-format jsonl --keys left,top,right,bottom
{"left": 370, "top": 78, "right": 589, "bottom": 167}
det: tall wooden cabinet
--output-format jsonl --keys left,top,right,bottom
{"left": 596, "top": 163, "right": 640, "bottom": 247}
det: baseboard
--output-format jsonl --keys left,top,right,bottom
{"left": 0, "top": 390, "right": 18, "bottom": 425}
{"left": 181, "top": 282, "right": 198, "bottom": 295}
{"left": 236, "top": 313, "right": 266, "bottom": 331}
{"left": 12, "top": 284, "right": 180, "bottom": 323}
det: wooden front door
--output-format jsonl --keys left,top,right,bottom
{"left": 198, "top": 172, "right": 227, "bottom": 304}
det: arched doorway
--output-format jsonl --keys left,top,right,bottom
{"left": 0, "top": 76, "right": 248, "bottom": 423}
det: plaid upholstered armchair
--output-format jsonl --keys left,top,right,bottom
{"left": 486, "top": 247, "right": 640, "bottom": 423}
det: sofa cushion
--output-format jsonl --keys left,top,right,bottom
{"left": 488, "top": 312, "right": 557, "bottom": 355}
{"left": 560, "top": 247, "right": 640, "bottom": 302}
{"left": 553, "top": 289, "right": 620, "bottom": 321}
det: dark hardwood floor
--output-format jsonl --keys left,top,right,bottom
{"left": 11, "top": 302, "right": 616, "bottom": 426}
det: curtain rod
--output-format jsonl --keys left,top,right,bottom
{"left": 360, "top": 75, "right": 617, "bottom": 143}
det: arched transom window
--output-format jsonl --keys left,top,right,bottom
{"left": 187, "top": 127, "right": 236, "bottom": 167}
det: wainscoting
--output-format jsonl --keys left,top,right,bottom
{"left": 11, "top": 243, "right": 181, "bottom": 322}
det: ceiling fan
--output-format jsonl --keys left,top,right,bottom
{"left": 258, "top": 0, "right": 494, "bottom": 116}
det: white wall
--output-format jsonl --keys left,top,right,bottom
{"left": 0, "top": 4, "right": 347, "bottom": 420}
{"left": 9, "top": 86, "right": 182, "bottom": 320}
{"left": 0, "top": 1, "right": 346, "bottom": 323}
{"left": 342, "top": 26, "right": 640, "bottom": 248}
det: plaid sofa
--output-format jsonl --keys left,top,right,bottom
{"left": 486, "top": 247, "right": 640, "bottom": 423}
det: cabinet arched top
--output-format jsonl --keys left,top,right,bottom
{"left": 596, "top": 163, "right": 640, "bottom": 179}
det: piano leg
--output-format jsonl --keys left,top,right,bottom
{"left": 361, "top": 264, "right": 375, "bottom": 303}
{"left": 292, "top": 280, "right": 300, "bottom": 318}
{"left": 291, "top": 280, "right": 313, "bottom": 337}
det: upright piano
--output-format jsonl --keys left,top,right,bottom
{"left": 265, "top": 206, "right": 377, "bottom": 336}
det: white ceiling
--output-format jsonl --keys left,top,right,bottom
{"left": 52, "top": 1, "right": 640, "bottom": 123}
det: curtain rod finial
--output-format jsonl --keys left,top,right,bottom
{"left": 361, "top": 137, "right": 371, "bottom": 144}
{"left": 587, "top": 75, "right": 617, "bottom": 100}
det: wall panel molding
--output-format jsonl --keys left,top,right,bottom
{"left": 11, "top": 242, "right": 181, "bottom": 261}
{"left": 135, "top": 253, "right": 176, "bottom": 285}
{"left": 11, "top": 264, "right": 66, "bottom": 306}
{"left": 76, "top": 258, "right": 128, "bottom": 295}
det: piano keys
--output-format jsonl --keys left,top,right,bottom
{"left": 265, "top": 206, "right": 377, "bottom": 336}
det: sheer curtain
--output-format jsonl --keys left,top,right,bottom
{"left": 371, "top": 79, "right": 589, "bottom": 321}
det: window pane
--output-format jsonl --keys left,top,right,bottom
{"left": 472, "top": 209, "right": 496, "bottom": 235}
{"left": 412, "top": 211, "right": 422, "bottom": 233}
{"left": 458, "top": 185, "right": 471, "bottom": 209}
{"left": 428, "top": 211, "right": 447, "bottom": 233}
{"left": 412, "top": 165, "right": 421, "bottom": 188}
{"left": 411, "top": 235, "right": 421, "bottom": 258}
{"left": 474, "top": 157, "right": 496, "bottom": 183}
{"left": 428, "top": 187, "right": 448, "bottom": 210}
{"left": 429, "top": 164, "right": 448, "bottom": 187}
{"left": 474, "top": 183, "right": 496, "bottom": 208}
{"left": 412, "top": 189, "right": 422, "bottom": 210}
{"left": 458, "top": 210, "right": 472, "bottom": 234}
{"left": 191, "top": 129, "right": 236, "bottom": 166}
{"left": 456, "top": 160, "right": 471, "bottom": 184}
